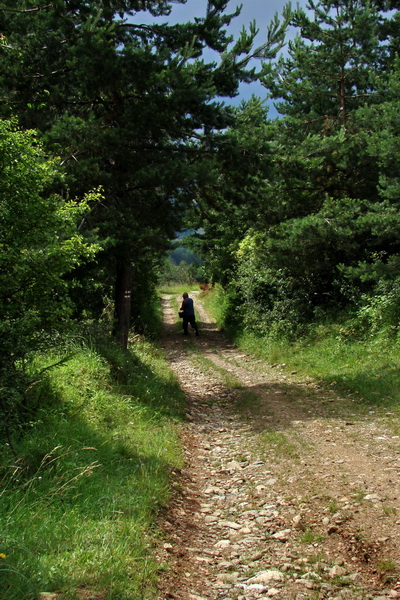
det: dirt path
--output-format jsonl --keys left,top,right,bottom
{"left": 157, "top": 293, "right": 400, "bottom": 600}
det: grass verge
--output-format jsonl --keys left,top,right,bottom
{"left": 1, "top": 331, "right": 186, "bottom": 600}
{"left": 201, "top": 287, "right": 400, "bottom": 412}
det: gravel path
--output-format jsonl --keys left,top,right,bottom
{"left": 157, "top": 293, "right": 400, "bottom": 600}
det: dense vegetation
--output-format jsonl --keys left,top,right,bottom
{"left": 2, "top": 0, "right": 400, "bottom": 596}
{"left": 1, "top": 330, "right": 186, "bottom": 600}
{"left": 0, "top": 0, "right": 285, "bottom": 432}
{"left": 187, "top": 0, "right": 400, "bottom": 343}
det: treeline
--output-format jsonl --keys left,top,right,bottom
{"left": 0, "top": 0, "right": 287, "bottom": 437}
{"left": 187, "top": 0, "right": 400, "bottom": 339}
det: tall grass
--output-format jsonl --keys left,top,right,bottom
{"left": 202, "top": 286, "right": 400, "bottom": 412}
{"left": 199, "top": 284, "right": 227, "bottom": 327}
{"left": 0, "top": 331, "right": 185, "bottom": 600}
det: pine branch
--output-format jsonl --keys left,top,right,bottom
{"left": 0, "top": 4, "right": 52, "bottom": 13}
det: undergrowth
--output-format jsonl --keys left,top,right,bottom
{"left": 0, "top": 330, "right": 185, "bottom": 600}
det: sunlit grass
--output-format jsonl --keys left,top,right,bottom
{"left": 199, "top": 284, "right": 225, "bottom": 326}
{"left": 201, "top": 287, "right": 400, "bottom": 412}
{"left": 1, "top": 331, "right": 185, "bottom": 600}
{"left": 299, "top": 528, "right": 325, "bottom": 545}
{"left": 256, "top": 431, "right": 300, "bottom": 459}
{"left": 158, "top": 284, "right": 196, "bottom": 296}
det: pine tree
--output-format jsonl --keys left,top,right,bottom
{"left": 191, "top": 0, "right": 400, "bottom": 330}
{"left": 0, "top": 0, "right": 282, "bottom": 347}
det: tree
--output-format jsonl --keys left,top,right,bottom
{"left": 263, "top": 0, "right": 391, "bottom": 126}
{"left": 189, "top": 0, "right": 400, "bottom": 334}
{"left": 0, "top": 0, "right": 286, "bottom": 347}
{"left": 185, "top": 96, "right": 277, "bottom": 285}
{"left": 0, "top": 119, "right": 100, "bottom": 437}
{"left": 258, "top": 0, "right": 400, "bottom": 312}
{"left": 342, "top": 58, "right": 400, "bottom": 287}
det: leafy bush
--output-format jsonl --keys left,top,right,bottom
{"left": 354, "top": 279, "right": 400, "bottom": 336}
{"left": 0, "top": 120, "right": 100, "bottom": 437}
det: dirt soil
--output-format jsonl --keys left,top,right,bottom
{"left": 157, "top": 292, "right": 400, "bottom": 600}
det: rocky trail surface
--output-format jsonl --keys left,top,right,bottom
{"left": 157, "top": 293, "right": 400, "bottom": 600}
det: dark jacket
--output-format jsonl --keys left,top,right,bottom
{"left": 182, "top": 297, "right": 195, "bottom": 316}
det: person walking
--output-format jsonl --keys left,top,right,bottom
{"left": 180, "top": 292, "right": 199, "bottom": 336}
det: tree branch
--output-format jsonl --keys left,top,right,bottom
{"left": 0, "top": 4, "right": 52, "bottom": 13}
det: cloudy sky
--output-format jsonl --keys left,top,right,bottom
{"left": 136, "top": 0, "right": 307, "bottom": 110}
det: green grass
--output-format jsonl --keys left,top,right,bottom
{"left": 157, "top": 284, "right": 197, "bottom": 296}
{"left": 201, "top": 287, "right": 400, "bottom": 412}
{"left": 0, "top": 332, "right": 186, "bottom": 600}
{"left": 299, "top": 528, "right": 325, "bottom": 545}
{"left": 199, "top": 284, "right": 226, "bottom": 327}
{"left": 238, "top": 329, "right": 400, "bottom": 412}
{"left": 170, "top": 295, "right": 183, "bottom": 321}
{"left": 377, "top": 558, "right": 397, "bottom": 573}
{"left": 257, "top": 431, "right": 300, "bottom": 459}
{"left": 234, "top": 389, "right": 261, "bottom": 413}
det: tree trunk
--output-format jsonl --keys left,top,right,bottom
{"left": 114, "top": 256, "right": 132, "bottom": 350}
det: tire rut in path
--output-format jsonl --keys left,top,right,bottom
{"left": 157, "top": 293, "right": 400, "bottom": 600}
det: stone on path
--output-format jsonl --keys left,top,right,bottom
{"left": 247, "top": 570, "right": 285, "bottom": 584}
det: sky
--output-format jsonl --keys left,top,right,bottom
{"left": 135, "top": 0, "right": 307, "bottom": 112}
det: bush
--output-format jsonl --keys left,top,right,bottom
{"left": 354, "top": 279, "right": 400, "bottom": 337}
{"left": 0, "top": 120, "right": 100, "bottom": 437}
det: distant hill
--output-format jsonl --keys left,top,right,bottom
{"left": 169, "top": 246, "right": 202, "bottom": 266}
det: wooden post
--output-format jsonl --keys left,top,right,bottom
{"left": 114, "top": 257, "right": 132, "bottom": 350}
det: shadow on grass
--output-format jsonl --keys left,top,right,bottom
{"left": 319, "top": 364, "right": 400, "bottom": 410}
{"left": 93, "top": 331, "right": 187, "bottom": 420}
{"left": 0, "top": 332, "right": 187, "bottom": 599}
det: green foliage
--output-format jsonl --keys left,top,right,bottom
{"left": 0, "top": 329, "right": 185, "bottom": 600}
{"left": 186, "top": 97, "right": 275, "bottom": 286}
{"left": 0, "top": 119, "right": 101, "bottom": 438}
{"left": 0, "top": 0, "right": 284, "bottom": 346}
{"left": 200, "top": 283, "right": 241, "bottom": 332}
{"left": 160, "top": 259, "right": 196, "bottom": 286}
{"left": 189, "top": 1, "right": 400, "bottom": 340}
{"left": 353, "top": 278, "right": 400, "bottom": 336}
{"left": 157, "top": 284, "right": 193, "bottom": 296}
{"left": 204, "top": 285, "right": 400, "bottom": 411}
{"left": 0, "top": 121, "right": 99, "bottom": 319}
{"left": 169, "top": 245, "right": 201, "bottom": 266}
{"left": 262, "top": 0, "right": 389, "bottom": 125}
